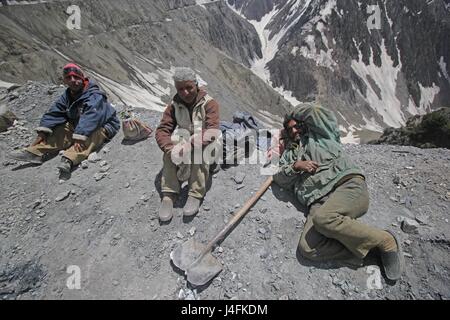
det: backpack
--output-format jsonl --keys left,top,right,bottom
{"left": 119, "top": 108, "right": 153, "bottom": 141}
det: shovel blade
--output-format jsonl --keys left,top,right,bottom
{"left": 186, "top": 253, "right": 223, "bottom": 287}
{"left": 171, "top": 238, "right": 206, "bottom": 270}
{"left": 171, "top": 238, "right": 223, "bottom": 287}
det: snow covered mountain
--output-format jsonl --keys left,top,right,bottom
{"left": 1, "top": 0, "right": 449, "bottom": 142}
{"left": 227, "top": 0, "right": 450, "bottom": 142}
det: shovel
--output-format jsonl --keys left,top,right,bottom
{"left": 171, "top": 176, "right": 273, "bottom": 287}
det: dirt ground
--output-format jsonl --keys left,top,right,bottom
{"left": 0, "top": 82, "right": 449, "bottom": 300}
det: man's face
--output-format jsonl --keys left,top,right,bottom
{"left": 175, "top": 80, "right": 198, "bottom": 105}
{"left": 63, "top": 75, "right": 84, "bottom": 95}
{"left": 286, "top": 119, "right": 302, "bottom": 142}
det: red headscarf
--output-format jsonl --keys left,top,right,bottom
{"left": 62, "top": 63, "right": 85, "bottom": 80}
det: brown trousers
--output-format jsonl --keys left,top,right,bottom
{"left": 298, "top": 176, "right": 387, "bottom": 261}
{"left": 27, "top": 123, "right": 107, "bottom": 166}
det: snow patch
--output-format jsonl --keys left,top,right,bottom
{"left": 0, "top": 80, "right": 16, "bottom": 88}
{"left": 272, "top": 85, "right": 302, "bottom": 106}
{"left": 195, "top": 0, "right": 220, "bottom": 9}
{"left": 320, "top": 0, "right": 337, "bottom": 18}
{"left": 419, "top": 83, "right": 440, "bottom": 112}
{"left": 351, "top": 40, "right": 406, "bottom": 128}
{"left": 341, "top": 126, "right": 360, "bottom": 144}
{"left": 87, "top": 64, "right": 179, "bottom": 112}
{"left": 362, "top": 115, "right": 384, "bottom": 132}
{"left": 297, "top": 1, "right": 338, "bottom": 70}
{"left": 228, "top": 0, "right": 313, "bottom": 105}
{"left": 299, "top": 33, "right": 337, "bottom": 70}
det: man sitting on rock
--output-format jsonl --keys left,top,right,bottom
{"left": 155, "top": 67, "right": 220, "bottom": 222}
{"left": 273, "top": 103, "right": 404, "bottom": 281}
{"left": 9, "top": 63, "right": 120, "bottom": 174}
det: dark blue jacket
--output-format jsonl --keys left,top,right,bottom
{"left": 37, "top": 80, "right": 120, "bottom": 141}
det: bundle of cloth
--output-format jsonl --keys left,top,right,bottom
{"left": 219, "top": 111, "right": 275, "bottom": 165}
{"left": 0, "top": 103, "right": 17, "bottom": 132}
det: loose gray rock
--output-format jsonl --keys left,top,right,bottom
{"left": 415, "top": 214, "right": 429, "bottom": 225}
{"left": 81, "top": 160, "right": 89, "bottom": 169}
{"left": 393, "top": 175, "right": 401, "bottom": 185}
{"left": 232, "top": 173, "right": 246, "bottom": 184}
{"left": 88, "top": 152, "right": 101, "bottom": 163}
{"left": 100, "top": 165, "right": 111, "bottom": 173}
{"left": 55, "top": 191, "right": 70, "bottom": 202}
{"left": 94, "top": 172, "right": 107, "bottom": 181}
{"left": 401, "top": 218, "right": 420, "bottom": 234}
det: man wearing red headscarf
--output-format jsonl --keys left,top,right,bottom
{"left": 8, "top": 63, "right": 120, "bottom": 175}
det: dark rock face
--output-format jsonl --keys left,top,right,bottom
{"left": 228, "top": 0, "right": 450, "bottom": 133}
{"left": 371, "top": 107, "right": 450, "bottom": 148}
{"left": 227, "top": 0, "right": 275, "bottom": 21}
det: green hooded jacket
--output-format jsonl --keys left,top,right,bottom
{"left": 273, "top": 103, "right": 364, "bottom": 207}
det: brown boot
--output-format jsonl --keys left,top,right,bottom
{"left": 159, "top": 193, "right": 177, "bottom": 222}
{"left": 183, "top": 196, "right": 201, "bottom": 217}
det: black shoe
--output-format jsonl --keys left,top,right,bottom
{"left": 380, "top": 230, "right": 404, "bottom": 281}
{"left": 57, "top": 157, "right": 72, "bottom": 174}
{"left": 8, "top": 149, "right": 43, "bottom": 164}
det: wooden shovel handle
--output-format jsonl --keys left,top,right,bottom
{"left": 204, "top": 176, "right": 273, "bottom": 253}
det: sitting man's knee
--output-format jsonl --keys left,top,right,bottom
{"left": 312, "top": 210, "right": 335, "bottom": 231}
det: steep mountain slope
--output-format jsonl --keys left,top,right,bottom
{"left": 227, "top": 0, "right": 450, "bottom": 142}
{"left": 0, "top": 0, "right": 289, "bottom": 124}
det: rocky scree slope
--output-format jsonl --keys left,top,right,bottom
{"left": 0, "top": 82, "right": 449, "bottom": 300}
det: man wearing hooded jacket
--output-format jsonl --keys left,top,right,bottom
{"left": 9, "top": 63, "right": 120, "bottom": 174}
{"left": 273, "top": 103, "right": 404, "bottom": 281}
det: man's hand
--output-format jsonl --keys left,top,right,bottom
{"left": 293, "top": 160, "right": 319, "bottom": 174}
{"left": 190, "top": 133, "right": 203, "bottom": 148}
{"left": 73, "top": 139, "right": 86, "bottom": 153}
{"left": 171, "top": 141, "right": 191, "bottom": 159}
{"left": 31, "top": 132, "right": 47, "bottom": 146}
